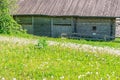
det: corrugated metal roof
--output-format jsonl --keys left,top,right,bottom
{"left": 15, "top": 0, "right": 120, "bottom": 17}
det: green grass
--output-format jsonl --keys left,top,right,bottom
{"left": 0, "top": 33, "right": 39, "bottom": 39}
{"left": 0, "top": 40, "right": 120, "bottom": 80}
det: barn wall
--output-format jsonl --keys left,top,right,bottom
{"left": 33, "top": 17, "right": 51, "bottom": 36}
{"left": 111, "top": 19, "right": 116, "bottom": 38}
{"left": 14, "top": 16, "right": 115, "bottom": 40}
{"left": 116, "top": 18, "right": 120, "bottom": 37}
{"left": 15, "top": 16, "right": 33, "bottom": 34}
{"left": 116, "top": 25, "right": 120, "bottom": 37}
{"left": 15, "top": 16, "right": 32, "bottom": 24}
{"left": 76, "top": 18, "right": 115, "bottom": 39}
{"left": 15, "top": 16, "right": 51, "bottom": 36}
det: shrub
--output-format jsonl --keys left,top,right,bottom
{"left": 35, "top": 39, "right": 48, "bottom": 49}
{"left": 0, "top": 0, "right": 24, "bottom": 34}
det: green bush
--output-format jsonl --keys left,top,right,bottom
{"left": 35, "top": 39, "right": 48, "bottom": 49}
{"left": 0, "top": 0, "right": 23, "bottom": 34}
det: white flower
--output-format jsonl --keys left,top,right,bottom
{"left": 51, "top": 76, "right": 54, "bottom": 78}
{"left": 86, "top": 72, "right": 90, "bottom": 75}
{"left": 13, "top": 78, "right": 16, "bottom": 80}
{"left": 78, "top": 75, "right": 82, "bottom": 79}
{"left": 86, "top": 71, "right": 92, "bottom": 75}
{"left": 100, "top": 77, "right": 103, "bottom": 80}
{"left": 2, "top": 77, "right": 5, "bottom": 80}
{"left": 60, "top": 76, "right": 64, "bottom": 79}
{"left": 112, "top": 72, "right": 115, "bottom": 75}
{"left": 107, "top": 74, "right": 110, "bottom": 79}
{"left": 43, "top": 78, "right": 46, "bottom": 80}
{"left": 96, "top": 72, "right": 99, "bottom": 75}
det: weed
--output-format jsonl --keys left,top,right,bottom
{"left": 35, "top": 38, "right": 47, "bottom": 49}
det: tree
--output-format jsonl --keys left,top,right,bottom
{"left": 9, "top": 0, "right": 18, "bottom": 14}
{"left": 0, "top": 0, "right": 22, "bottom": 34}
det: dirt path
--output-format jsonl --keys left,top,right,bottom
{"left": 0, "top": 36, "right": 120, "bottom": 56}
{"left": 0, "top": 36, "right": 37, "bottom": 45}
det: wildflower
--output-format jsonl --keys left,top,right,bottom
{"left": 96, "top": 72, "right": 99, "bottom": 75}
{"left": 13, "top": 78, "right": 16, "bottom": 80}
{"left": 51, "top": 75, "right": 54, "bottom": 78}
{"left": 112, "top": 72, "right": 115, "bottom": 75}
{"left": 44, "top": 62, "right": 48, "bottom": 64}
{"left": 86, "top": 72, "right": 91, "bottom": 75}
{"left": 1, "top": 77, "right": 5, "bottom": 80}
{"left": 100, "top": 77, "right": 103, "bottom": 80}
{"left": 78, "top": 75, "right": 82, "bottom": 79}
{"left": 46, "top": 66, "right": 49, "bottom": 68}
{"left": 107, "top": 74, "right": 110, "bottom": 80}
{"left": 116, "top": 77, "right": 119, "bottom": 79}
{"left": 60, "top": 76, "right": 64, "bottom": 79}
{"left": 101, "top": 58, "right": 105, "bottom": 61}
{"left": 43, "top": 78, "right": 46, "bottom": 80}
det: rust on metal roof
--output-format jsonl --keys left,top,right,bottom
{"left": 15, "top": 0, "right": 120, "bottom": 17}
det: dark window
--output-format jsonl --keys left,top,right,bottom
{"left": 92, "top": 26, "right": 97, "bottom": 31}
{"left": 54, "top": 24, "right": 71, "bottom": 26}
{"left": 63, "top": 18, "right": 66, "bottom": 20}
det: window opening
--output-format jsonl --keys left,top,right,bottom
{"left": 92, "top": 26, "right": 97, "bottom": 31}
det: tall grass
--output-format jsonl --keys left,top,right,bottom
{"left": 0, "top": 41, "right": 119, "bottom": 80}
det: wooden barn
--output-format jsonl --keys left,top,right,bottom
{"left": 13, "top": 0, "right": 120, "bottom": 40}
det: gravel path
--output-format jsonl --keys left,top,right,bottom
{"left": 0, "top": 36, "right": 120, "bottom": 56}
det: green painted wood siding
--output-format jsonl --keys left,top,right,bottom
{"left": 76, "top": 18, "right": 115, "bottom": 40}
{"left": 33, "top": 17, "right": 51, "bottom": 36}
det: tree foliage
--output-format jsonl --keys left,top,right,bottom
{"left": 0, "top": 0, "right": 23, "bottom": 34}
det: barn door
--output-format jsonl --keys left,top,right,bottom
{"left": 52, "top": 25, "right": 73, "bottom": 37}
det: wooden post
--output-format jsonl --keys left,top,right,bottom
{"left": 74, "top": 17, "right": 77, "bottom": 33}
{"left": 104, "top": 35, "right": 107, "bottom": 41}
{"left": 51, "top": 18, "right": 53, "bottom": 37}
{"left": 32, "top": 16, "right": 34, "bottom": 34}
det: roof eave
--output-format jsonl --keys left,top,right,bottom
{"left": 13, "top": 14, "right": 117, "bottom": 18}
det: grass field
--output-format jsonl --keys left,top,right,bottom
{"left": 0, "top": 35, "right": 120, "bottom": 80}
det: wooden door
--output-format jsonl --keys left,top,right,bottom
{"left": 52, "top": 25, "right": 73, "bottom": 37}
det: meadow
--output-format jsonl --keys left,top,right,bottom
{"left": 0, "top": 35, "right": 120, "bottom": 80}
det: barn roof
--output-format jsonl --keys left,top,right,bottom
{"left": 15, "top": 0, "right": 120, "bottom": 17}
